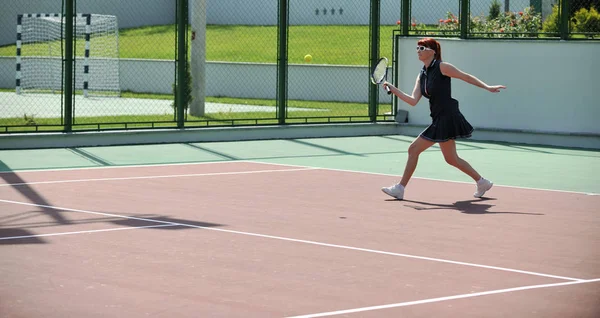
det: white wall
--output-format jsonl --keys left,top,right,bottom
{"left": 394, "top": 38, "right": 599, "bottom": 135}
{"left": 0, "top": 57, "right": 13, "bottom": 88}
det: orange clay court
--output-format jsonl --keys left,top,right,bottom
{"left": 1, "top": 145, "right": 599, "bottom": 317}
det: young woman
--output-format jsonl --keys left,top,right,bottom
{"left": 381, "top": 38, "right": 506, "bottom": 200}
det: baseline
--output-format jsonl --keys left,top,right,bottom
{"left": 286, "top": 278, "right": 600, "bottom": 318}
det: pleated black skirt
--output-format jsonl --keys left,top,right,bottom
{"left": 420, "top": 111, "right": 474, "bottom": 142}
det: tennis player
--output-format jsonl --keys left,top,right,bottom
{"left": 381, "top": 37, "right": 505, "bottom": 200}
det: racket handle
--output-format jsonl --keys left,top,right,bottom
{"left": 384, "top": 85, "right": 391, "bottom": 95}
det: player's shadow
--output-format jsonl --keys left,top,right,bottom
{"left": 397, "top": 198, "right": 544, "bottom": 215}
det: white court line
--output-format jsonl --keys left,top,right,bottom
{"left": 1, "top": 159, "right": 596, "bottom": 195}
{"left": 0, "top": 167, "right": 317, "bottom": 187}
{"left": 286, "top": 278, "right": 600, "bottom": 318}
{"left": 0, "top": 224, "right": 176, "bottom": 240}
{"left": 244, "top": 160, "right": 600, "bottom": 196}
{"left": 0, "top": 198, "right": 584, "bottom": 282}
{"left": 0, "top": 159, "right": 251, "bottom": 174}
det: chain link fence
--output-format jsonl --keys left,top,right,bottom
{"left": 0, "top": 0, "right": 597, "bottom": 134}
{"left": 0, "top": 0, "right": 179, "bottom": 132}
{"left": 71, "top": 0, "right": 178, "bottom": 130}
{"left": 286, "top": 1, "right": 372, "bottom": 124}
{"left": 185, "top": 0, "right": 279, "bottom": 127}
{"left": 0, "top": 1, "right": 66, "bottom": 131}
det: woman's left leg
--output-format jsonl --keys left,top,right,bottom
{"left": 438, "top": 139, "right": 480, "bottom": 181}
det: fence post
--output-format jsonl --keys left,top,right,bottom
{"left": 401, "top": 0, "right": 410, "bottom": 36}
{"left": 277, "top": 0, "right": 288, "bottom": 125}
{"left": 560, "top": 0, "right": 570, "bottom": 40}
{"left": 369, "top": 0, "right": 381, "bottom": 122}
{"left": 460, "top": 0, "right": 470, "bottom": 39}
{"left": 64, "top": 0, "right": 74, "bottom": 132}
{"left": 176, "top": 0, "right": 188, "bottom": 128}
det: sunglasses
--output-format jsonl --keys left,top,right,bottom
{"left": 416, "top": 46, "right": 434, "bottom": 52}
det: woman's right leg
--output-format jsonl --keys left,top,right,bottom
{"left": 382, "top": 136, "right": 434, "bottom": 200}
{"left": 399, "top": 136, "right": 435, "bottom": 186}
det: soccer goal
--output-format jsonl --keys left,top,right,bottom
{"left": 16, "top": 13, "right": 120, "bottom": 97}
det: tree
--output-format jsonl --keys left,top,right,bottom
{"left": 490, "top": 0, "right": 501, "bottom": 19}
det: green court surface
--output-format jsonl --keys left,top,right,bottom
{"left": 0, "top": 135, "right": 598, "bottom": 194}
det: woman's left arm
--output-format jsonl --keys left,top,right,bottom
{"left": 440, "top": 62, "right": 506, "bottom": 93}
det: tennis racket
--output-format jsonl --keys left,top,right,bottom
{"left": 371, "top": 57, "right": 391, "bottom": 95}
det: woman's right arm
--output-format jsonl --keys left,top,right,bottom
{"left": 383, "top": 75, "right": 422, "bottom": 107}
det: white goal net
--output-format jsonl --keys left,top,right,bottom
{"left": 16, "top": 13, "right": 120, "bottom": 97}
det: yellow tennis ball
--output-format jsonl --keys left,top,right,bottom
{"left": 304, "top": 54, "right": 312, "bottom": 62}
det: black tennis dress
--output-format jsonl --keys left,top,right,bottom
{"left": 419, "top": 59, "right": 474, "bottom": 142}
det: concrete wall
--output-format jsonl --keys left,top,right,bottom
{"left": 394, "top": 38, "right": 599, "bottom": 135}
{"left": 0, "top": 57, "right": 374, "bottom": 102}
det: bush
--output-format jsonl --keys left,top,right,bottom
{"left": 542, "top": 1, "right": 584, "bottom": 36}
{"left": 572, "top": 7, "right": 600, "bottom": 35}
{"left": 171, "top": 60, "right": 194, "bottom": 111}
{"left": 569, "top": 0, "right": 600, "bottom": 17}
{"left": 542, "top": 3, "right": 561, "bottom": 36}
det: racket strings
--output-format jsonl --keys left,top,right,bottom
{"left": 373, "top": 66, "right": 387, "bottom": 82}
{"left": 372, "top": 59, "right": 388, "bottom": 84}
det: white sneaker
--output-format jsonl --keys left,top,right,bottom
{"left": 474, "top": 178, "right": 493, "bottom": 198}
{"left": 382, "top": 183, "right": 404, "bottom": 200}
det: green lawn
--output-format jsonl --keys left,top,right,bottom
{"left": 0, "top": 24, "right": 399, "bottom": 65}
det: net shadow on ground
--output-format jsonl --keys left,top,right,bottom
{"left": 0, "top": 228, "right": 46, "bottom": 245}
{"left": 184, "top": 143, "right": 240, "bottom": 160}
{"left": 0, "top": 166, "right": 70, "bottom": 225}
{"left": 0, "top": 210, "right": 225, "bottom": 246}
{"left": 287, "top": 139, "right": 366, "bottom": 157}
{"left": 68, "top": 148, "right": 114, "bottom": 166}
{"left": 0, "top": 137, "right": 532, "bottom": 172}
{"left": 109, "top": 215, "right": 224, "bottom": 230}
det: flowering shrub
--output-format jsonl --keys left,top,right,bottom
{"left": 483, "top": 7, "right": 543, "bottom": 37}
{"left": 438, "top": 12, "right": 460, "bottom": 35}
{"left": 396, "top": 18, "right": 430, "bottom": 34}
{"left": 437, "top": 6, "right": 543, "bottom": 38}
